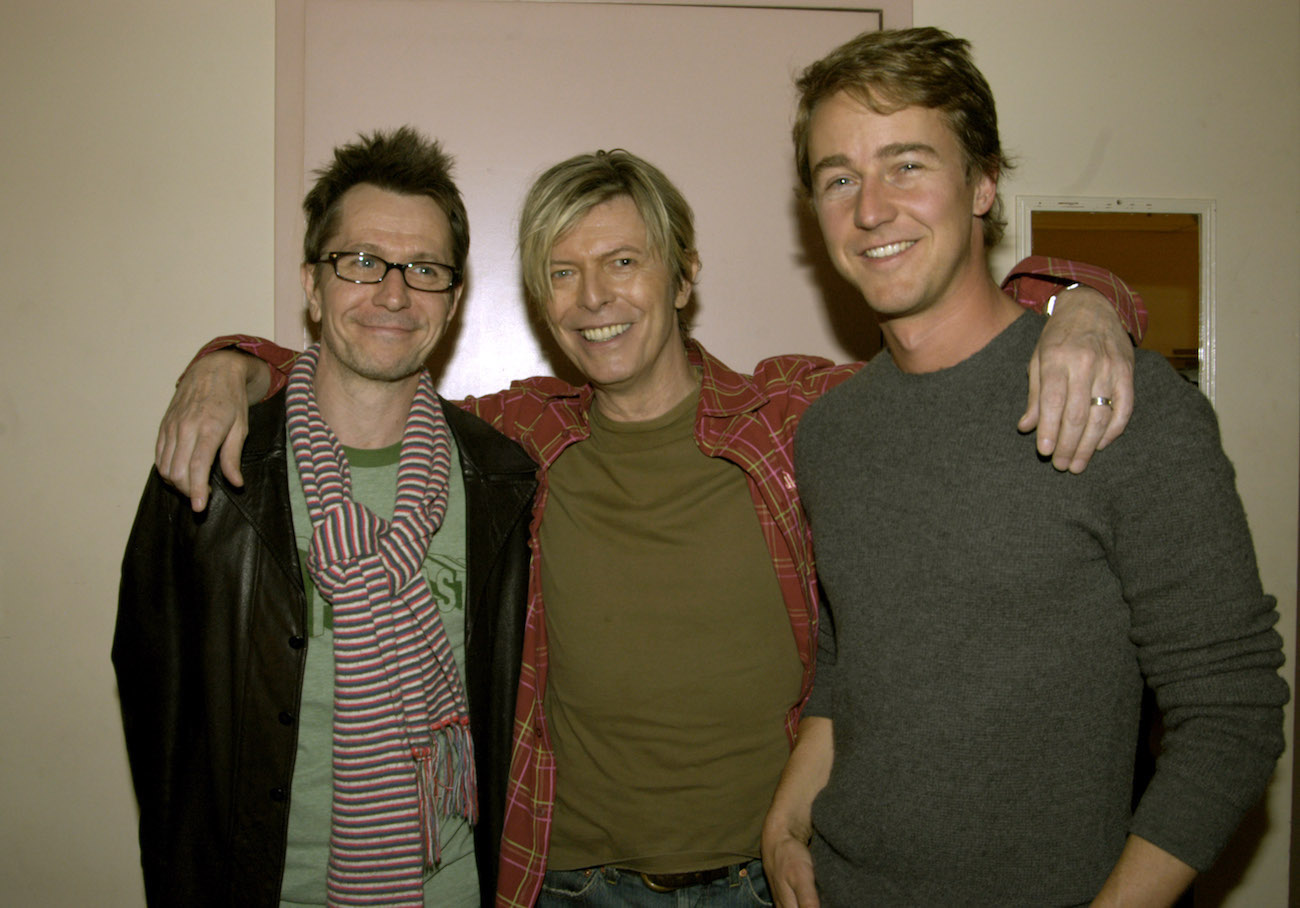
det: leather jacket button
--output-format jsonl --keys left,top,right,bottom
{"left": 288, "top": 635, "right": 306, "bottom": 649}
{"left": 270, "top": 787, "right": 288, "bottom": 802}
{"left": 278, "top": 711, "right": 294, "bottom": 725}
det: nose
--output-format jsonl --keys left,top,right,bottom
{"left": 374, "top": 265, "right": 412, "bottom": 310}
{"left": 577, "top": 269, "right": 611, "bottom": 311}
{"left": 854, "top": 178, "right": 898, "bottom": 231}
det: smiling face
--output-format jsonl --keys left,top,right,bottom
{"left": 545, "top": 194, "right": 697, "bottom": 419}
{"left": 301, "top": 183, "right": 461, "bottom": 394}
{"left": 807, "top": 91, "right": 996, "bottom": 326}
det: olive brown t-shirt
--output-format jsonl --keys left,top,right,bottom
{"left": 541, "top": 388, "right": 803, "bottom": 873}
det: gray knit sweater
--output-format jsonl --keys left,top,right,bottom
{"left": 795, "top": 313, "right": 1286, "bottom": 906}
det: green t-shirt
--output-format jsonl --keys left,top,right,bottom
{"left": 541, "top": 388, "right": 802, "bottom": 872}
{"left": 279, "top": 435, "right": 478, "bottom": 907}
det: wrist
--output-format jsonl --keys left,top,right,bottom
{"left": 763, "top": 808, "right": 812, "bottom": 845}
{"left": 231, "top": 351, "right": 273, "bottom": 401}
{"left": 1044, "top": 282, "right": 1081, "bottom": 315}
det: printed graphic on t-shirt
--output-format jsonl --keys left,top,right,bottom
{"left": 424, "top": 553, "right": 466, "bottom": 613}
{"left": 299, "top": 551, "right": 467, "bottom": 635}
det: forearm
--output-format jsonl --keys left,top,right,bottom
{"left": 183, "top": 347, "right": 273, "bottom": 402}
{"left": 1091, "top": 835, "right": 1196, "bottom": 907}
{"left": 765, "top": 716, "right": 834, "bottom": 840}
{"left": 188, "top": 334, "right": 298, "bottom": 400}
{"left": 762, "top": 716, "right": 833, "bottom": 907}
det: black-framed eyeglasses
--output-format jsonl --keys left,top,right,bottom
{"left": 316, "top": 251, "right": 461, "bottom": 292}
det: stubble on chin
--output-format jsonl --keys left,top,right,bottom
{"left": 319, "top": 331, "right": 429, "bottom": 386}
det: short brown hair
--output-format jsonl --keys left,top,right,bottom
{"left": 793, "top": 27, "right": 1013, "bottom": 247}
{"left": 518, "top": 150, "right": 696, "bottom": 315}
{"left": 301, "top": 126, "right": 469, "bottom": 270}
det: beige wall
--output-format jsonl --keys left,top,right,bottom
{"left": 0, "top": 2, "right": 275, "bottom": 903}
{"left": 1, "top": 0, "right": 1294, "bottom": 905}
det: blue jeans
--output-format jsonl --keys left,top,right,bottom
{"left": 538, "top": 859, "right": 772, "bottom": 907}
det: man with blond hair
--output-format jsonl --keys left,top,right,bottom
{"left": 153, "top": 141, "right": 1141, "bottom": 904}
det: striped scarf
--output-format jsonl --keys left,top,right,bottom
{"left": 286, "top": 345, "right": 476, "bottom": 907}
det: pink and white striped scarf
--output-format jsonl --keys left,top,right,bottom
{"left": 286, "top": 345, "right": 476, "bottom": 907}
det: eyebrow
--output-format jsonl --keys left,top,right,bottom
{"left": 550, "top": 244, "right": 643, "bottom": 265}
{"left": 878, "top": 142, "right": 939, "bottom": 159}
{"left": 349, "top": 242, "right": 446, "bottom": 262}
{"left": 811, "top": 142, "right": 941, "bottom": 179}
{"left": 810, "top": 153, "right": 851, "bottom": 180}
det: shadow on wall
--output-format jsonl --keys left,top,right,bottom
{"left": 790, "top": 194, "right": 883, "bottom": 364}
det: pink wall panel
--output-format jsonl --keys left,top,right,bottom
{"left": 282, "top": 0, "right": 908, "bottom": 395}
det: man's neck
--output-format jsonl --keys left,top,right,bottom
{"left": 882, "top": 274, "right": 1024, "bottom": 374}
{"left": 314, "top": 365, "right": 422, "bottom": 449}
{"left": 590, "top": 340, "right": 699, "bottom": 423}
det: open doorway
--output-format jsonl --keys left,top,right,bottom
{"left": 1016, "top": 197, "right": 1216, "bottom": 403}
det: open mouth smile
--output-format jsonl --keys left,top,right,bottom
{"left": 861, "top": 240, "right": 916, "bottom": 259}
{"left": 580, "top": 323, "right": 632, "bottom": 342}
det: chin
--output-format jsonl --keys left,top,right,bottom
{"left": 575, "top": 358, "right": 636, "bottom": 389}
{"left": 344, "top": 351, "right": 429, "bottom": 383}
{"left": 329, "top": 333, "right": 434, "bottom": 379}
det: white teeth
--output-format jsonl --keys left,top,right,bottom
{"left": 862, "top": 240, "right": 915, "bottom": 259}
{"left": 581, "top": 323, "right": 631, "bottom": 342}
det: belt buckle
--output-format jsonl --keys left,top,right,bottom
{"left": 639, "top": 872, "right": 677, "bottom": 893}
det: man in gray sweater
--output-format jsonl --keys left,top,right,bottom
{"left": 762, "top": 27, "right": 1288, "bottom": 907}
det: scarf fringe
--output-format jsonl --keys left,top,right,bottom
{"left": 415, "top": 718, "right": 478, "bottom": 868}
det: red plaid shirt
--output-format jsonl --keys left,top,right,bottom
{"left": 199, "top": 258, "right": 1143, "bottom": 907}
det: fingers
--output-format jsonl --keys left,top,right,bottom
{"left": 1042, "top": 354, "right": 1117, "bottom": 473}
{"left": 1097, "top": 356, "right": 1135, "bottom": 452}
{"left": 1018, "top": 350, "right": 1044, "bottom": 439}
{"left": 1061, "top": 396, "right": 1114, "bottom": 474}
{"left": 152, "top": 351, "right": 252, "bottom": 511}
{"left": 177, "top": 405, "right": 244, "bottom": 510}
{"left": 1028, "top": 289, "right": 1137, "bottom": 473}
{"left": 763, "top": 836, "right": 820, "bottom": 908}
{"left": 1057, "top": 336, "right": 1135, "bottom": 474}
{"left": 1049, "top": 365, "right": 1091, "bottom": 472}
{"left": 217, "top": 418, "right": 248, "bottom": 489}
{"left": 155, "top": 396, "right": 209, "bottom": 508}
{"left": 155, "top": 398, "right": 216, "bottom": 511}
{"left": 1052, "top": 360, "right": 1133, "bottom": 473}
{"left": 771, "top": 865, "right": 820, "bottom": 908}
{"left": 190, "top": 481, "right": 213, "bottom": 514}
{"left": 791, "top": 868, "right": 821, "bottom": 908}
{"left": 1026, "top": 349, "right": 1073, "bottom": 462}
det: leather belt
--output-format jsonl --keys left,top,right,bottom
{"left": 631, "top": 864, "right": 739, "bottom": 892}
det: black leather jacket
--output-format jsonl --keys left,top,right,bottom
{"left": 113, "top": 391, "right": 536, "bottom": 907}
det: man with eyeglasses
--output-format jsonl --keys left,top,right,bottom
{"left": 149, "top": 140, "right": 1147, "bottom": 905}
{"left": 113, "top": 127, "right": 536, "bottom": 908}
